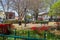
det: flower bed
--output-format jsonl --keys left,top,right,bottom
{"left": 13, "top": 25, "right": 49, "bottom": 39}
{"left": 30, "top": 26, "right": 49, "bottom": 38}
{"left": 0, "top": 24, "right": 14, "bottom": 34}
{"left": 0, "top": 25, "right": 59, "bottom": 40}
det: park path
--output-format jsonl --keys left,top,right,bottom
{"left": 13, "top": 23, "right": 42, "bottom": 30}
{"left": 13, "top": 23, "right": 60, "bottom": 35}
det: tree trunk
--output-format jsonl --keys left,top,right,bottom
{"left": 35, "top": 12, "right": 38, "bottom": 21}
{"left": 24, "top": 8, "right": 27, "bottom": 27}
{"left": 34, "top": 9, "right": 38, "bottom": 21}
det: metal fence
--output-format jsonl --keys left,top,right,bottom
{"left": 0, "top": 29, "right": 46, "bottom": 40}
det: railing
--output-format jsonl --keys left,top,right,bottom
{"left": 0, "top": 34, "right": 46, "bottom": 40}
{"left": 0, "top": 29, "right": 46, "bottom": 40}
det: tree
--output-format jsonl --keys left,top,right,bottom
{"left": 0, "top": 0, "right": 5, "bottom": 12}
{"left": 1, "top": 0, "right": 14, "bottom": 12}
{"left": 11, "top": 0, "right": 43, "bottom": 20}
{"left": 49, "top": 0, "right": 60, "bottom": 16}
{"left": 8, "top": 0, "right": 42, "bottom": 26}
{"left": 28, "top": 0, "right": 41, "bottom": 20}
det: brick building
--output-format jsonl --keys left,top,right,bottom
{"left": 5, "top": 12, "right": 15, "bottom": 19}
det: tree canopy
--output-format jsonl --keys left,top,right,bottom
{"left": 49, "top": 0, "right": 60, "bottom": 16}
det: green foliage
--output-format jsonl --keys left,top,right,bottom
{"left": 14, "top": 30, "right": 44, "bottom": 38}
{"left": 26, "top": 15, "right": 32, "bottom": 19}
{"left": 3, "top": 20, "right": 49, "bottom": 24}
{"left": 3, "top": 20, "right": 18, "bottom": 24}
{"left": 3, "top": 20, "right": 25, "bottom": 23}
{"left": 56, "top": 35, "right": 60, "bottom": 39}
{"left": 35, "top": 20, "right": 48, "bottom": 24}
{"left": 49, "top": 1, "right": 60, "bottom": 16}
{"left": 0, "top": 30, "right": 60, "bottom": 40}
{"left": 0, "top": 37, "right": 3, "bottom": 40}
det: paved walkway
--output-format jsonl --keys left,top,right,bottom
{"left": 13, "top": 23, "right": 42, "bottom": 30}
{"left": 13, "top": 23, "right": 60, "bottom": 35}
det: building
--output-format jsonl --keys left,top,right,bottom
{"left": 38, "top": 12, "right": 60, "bottom": 22}
{"left": 0, "top": 11, "right": 6, "bottom": 23}
{"left": 38, "top": 12, "right": 50, "bottom": 21}
{"left": 0, "top": 11, "right": 6, "bottom": 19}
{"left": 5, "top": 12, "right": 15, "bottom": 19}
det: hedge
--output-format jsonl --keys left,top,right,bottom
{"left": 3, "top": 20, "right": 27, "bottom": 23}
{"left": 35, "top": 21, "right": 49, "bottom": 24}
{"left": 3, "top": 20, "right": 49, "bottom": 24}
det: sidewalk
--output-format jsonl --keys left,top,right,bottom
{"left": 13, "top": 23, "right": 42, "bottom": 30}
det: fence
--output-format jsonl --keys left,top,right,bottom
{"left": 0, "top": 29, "right": 46, "bottom": 40}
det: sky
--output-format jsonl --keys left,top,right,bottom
{"left": 0, "top": 0, "right": 18, "bottom": 16}
{"left": 0, "top": 0, "right": 58, "bottom": 16}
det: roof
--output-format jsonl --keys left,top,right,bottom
{"left": 0, "top": 11, "right": 15, "bottom": 13}
{"left": 38, "top": 12, "right": 48, "bottom": 16}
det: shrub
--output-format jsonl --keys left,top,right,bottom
{"left": 3, "top": 20, "right": 18, "bottom": 24}
{"left": 35, "top": 20, "right": 48, "bottom": 24}
{"left": 3, "top": 20, "right": 26, "bottom": 24}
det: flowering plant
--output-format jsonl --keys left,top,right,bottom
{"left": 31, "top": 26, "right": 49, "bottom": 38}
{"left": 0, "top": 24, "right": 14, "bottom": 34}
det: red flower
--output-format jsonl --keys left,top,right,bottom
{"left": 31, "top": 26, "right": 49, "bottom": 31}
{"left": 31, "top": 26, "right": 37, "bottom": 30}
{"left": 0, "top": 24, "right": 11, "bottom": 34}
{"left": 40, "top": 26, "right": 48, "bottom": 31}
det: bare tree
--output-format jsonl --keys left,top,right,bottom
{"left": 0, "top": 0, "right": 57, "bottom": 27}
{"left": 0, "top": 0, "right": 5, "bottom": 12}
